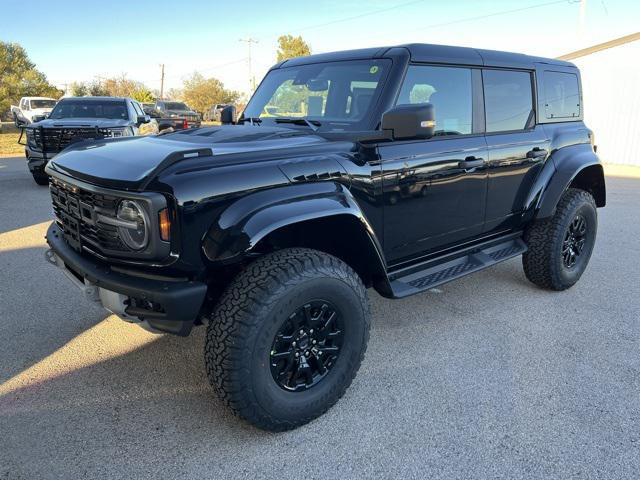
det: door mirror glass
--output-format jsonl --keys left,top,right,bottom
{"left": 381, "top": 103, "right": 435, "bottom": 140}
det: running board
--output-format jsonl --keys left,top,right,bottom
{"left": 389, "top": 237, "right": 527, "bottom": 298}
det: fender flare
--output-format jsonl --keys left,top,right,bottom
{"left": 201, "top": 181, "right": 387, "bottom": 280}
{"left": 531, "top": 143, "right": 605, "bottom": 220}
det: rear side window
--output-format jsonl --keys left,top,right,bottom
{"left": 483, "top": 70, "right": 533, "bottom": 132}
{"left": 543, "top": 71, "right": 580, "bottom": 119}
{"left": 396, "top": 65, "right": 473, "bottom": 136}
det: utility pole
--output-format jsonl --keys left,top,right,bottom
{"left": 159, "top": 63, "right": 165, "bottom": 99}
{"left": 239, "top": 38, "right": 259, "bottom": 93}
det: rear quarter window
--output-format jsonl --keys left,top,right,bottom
{"left": 543, "top": 71, "right": 581, "bottom": 119}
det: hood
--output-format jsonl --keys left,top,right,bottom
{"left": 32, "top": 118, "right": 131, "bottom": 128}
{"left": 47, "top": 125, "right": 350, "bottom": 190}
{"left": 29, "top": 108, "right": 54, "bottom": 115}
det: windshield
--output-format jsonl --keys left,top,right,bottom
{"left": 164, "top": 102, "right": 189, "bottom": 111}
{"left": 243, "top": 59, "right": 391, "bottom": 131}
{"left": 31, "top": 99, "right": 57, "bottom": 109}
{"left": 49, "top": 100, "right": 128, "bottom": 120}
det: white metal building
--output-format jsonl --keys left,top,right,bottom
{"left": 559, "top": 32, "right": 640, "bottom": 166}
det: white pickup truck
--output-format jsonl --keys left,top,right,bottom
{"left": 11, "top": 97, "right": 58, "bottom": 126}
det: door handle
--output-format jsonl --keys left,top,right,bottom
{"left": 526, "top": 147, "right": 547, "bottom": 159}
{"left": 458, "top": 156, "right": 484, "bottom": 169}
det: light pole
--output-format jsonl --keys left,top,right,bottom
{"left": 239, "top": 38, "right": 259, "bottom": 94}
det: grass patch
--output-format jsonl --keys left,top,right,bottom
{"left": 0, "top": 133, "right": 24, "bottom": 157}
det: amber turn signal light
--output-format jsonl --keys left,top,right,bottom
{"left": 158, "top": 208, "right": 171, "bottom": 242}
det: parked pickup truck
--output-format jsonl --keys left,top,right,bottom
{"left": 43, "top": 43, "right": 605, "bottom": 431}
{"left": 11, "top": 97, "right": 57, "bottom": 126}
{"left": 152, "top": 100, "right": 201, "bottom": 129}
{"left": 23, "top": 96, "right": 152, "bottom": 185}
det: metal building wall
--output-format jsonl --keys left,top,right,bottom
{"left": 571, "top": 40, "right": 640, "bottom": 166}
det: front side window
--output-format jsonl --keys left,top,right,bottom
{"left": 243, "top": 59, "right": 391, "bottom": 131}
{"left": 396, "top": 66, "right": 473, "bottom": 136}
{"left": 49, "top": 100, "right": 128, "bottom": 120}
{"left": 483, "top": 70, "right": 533, "bottom": 132}
{"left": 543, "top": 71, "right": 580, "bottom": 119}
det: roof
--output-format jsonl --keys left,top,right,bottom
{"left": 557, "top": 31, "right": 640, "bottom": 60}
{"left": 61, "top": 96, "right": 130, "bottom": 102}
{"left": 279, "top": 43, "right": 574, "bottom": 69}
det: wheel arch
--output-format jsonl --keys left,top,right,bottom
{"left": 534, "top": 143, "right": 606, "bottom": 220}
{"left": 201, "top": 181, "right": 390, "bottom": 293}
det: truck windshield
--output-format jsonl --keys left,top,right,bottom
{"left": 164, "top": 102, "right": 189, "bottom": 111}
{"left": 49, "top": 100, "right": 128, "bottom": 120}
{"left": 31, "top": 99, "right": 57, "bottom": 109}
{"left": 243, "top": 59, "right": 391, "bottom": 131}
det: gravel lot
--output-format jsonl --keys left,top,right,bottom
{"left": 0, "top": 156, "right": 638, "bottom": 479}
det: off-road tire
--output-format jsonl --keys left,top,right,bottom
{"left": 523, "top": 188, "right": 597, "bottom": 290}
{"left": 32, "top": 171, "right": 49, "bottom": 186}
{"left": 205, "top": 248, "right": 370, "bottom": 431}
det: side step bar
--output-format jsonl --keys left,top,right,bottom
{"left": 389, "top": 237, "right": 527, "bottom": 298}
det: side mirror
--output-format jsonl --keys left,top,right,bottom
{"left": 137, "top": 115, "right": 151, "bottom": 124}
{"left": 381, "top": 103, "right": 435, "bottom": 140}
{"left": 32, "top": 114, "right": 47, "bottom": 123}
{"left": 220, "top": 105, "right": 236, "bottom": 125}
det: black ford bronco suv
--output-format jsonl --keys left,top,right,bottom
{"left": 23, "top": 96, "right": 152, "bottom": 185}
{"left": 44, "top": 44, "right": 605, "bottom": 431}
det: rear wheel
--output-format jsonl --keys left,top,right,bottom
{"left": 205, "top": 248, "right": 370, "bottom": 431}
{"left": 523, "top": 188, "right": 597, "bottom": 290}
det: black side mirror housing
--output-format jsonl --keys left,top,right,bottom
{"left": 137, "top": 115, "right": 151, "bottom": 124}
{"left": 381, "top": 103, "right": 435, "bottom": 140}
{"left": 220, "top": 105, "right": 236, "bottom": 125}
{"left": 32, "top": 114, "right": 47, "bottom": 123}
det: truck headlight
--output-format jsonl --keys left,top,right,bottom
{"left": 116, "top": 200, "right": 149, "bottom": 250}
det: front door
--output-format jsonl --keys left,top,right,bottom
{"left": 379, "top": 65, "right": 488, "bottom": 265}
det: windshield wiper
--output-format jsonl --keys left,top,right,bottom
{"left": 274, "top": 117, "right": 321, "bottom": 131}
{"left": 237, "top": 117, "right": 262, "bottom": 125}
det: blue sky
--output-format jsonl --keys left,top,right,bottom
{"left": 2, "top": 0, "right": 638, "bottom": 96}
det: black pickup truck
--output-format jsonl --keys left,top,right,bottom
{"left": 151, "top": 100, "right": 201, "bottom": 130}
{"left": 24, "top": 96, "right": 151, "bottom": 185}
{"left": 43, "top": 43, "right": 605, "bottom": 431}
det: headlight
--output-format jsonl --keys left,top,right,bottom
{"left": 104, "top": 127, "right": 132, "bottom": 137}
{"left": 170, "top": 113, "right": 177, "bottom": 118}
{"left": 116, "top": 200, "right": 149, "bottom": 250}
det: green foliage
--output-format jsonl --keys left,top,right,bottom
{"left": 180, "top": 72, "right": 241, "bottom": 114}
{"left": 0, "top": 41, "right": 62, "bottom": 116}
{"left": 276, "top": 35, "right": 311, "bottom": 62}
{"left": 131, "top": 87, "right": 155, "bottom": 103}
{"left": 69, "top": 81, "right": 88, "bottom": 97}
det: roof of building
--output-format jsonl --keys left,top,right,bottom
{"left": 557, "top": 31, "right": 640, "bottom": 60}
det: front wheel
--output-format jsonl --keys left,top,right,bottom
{"left": 205, "top": 248, "right": 370, "bottom": 431}
{"left": 31, "top": 171, "right": 49, "bottom": 186}
{"left": 523, "top": 188, "right": 597, "bottom": 290}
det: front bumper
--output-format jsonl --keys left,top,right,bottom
{"left": 25, "top": 147, "right": 53, "bottom": 173}
{"left": 45, "top": 222, "right": 207, "bottom": 336}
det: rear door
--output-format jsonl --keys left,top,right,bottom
{"left": 481, "top": 69, "right": 550, "bottom": 233}
{"left": 379, "top": 65, "right": 488, "bottom": 265}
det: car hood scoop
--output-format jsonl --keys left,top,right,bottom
{"left": 47, "top": 125, "right": 331, "bottom": 189}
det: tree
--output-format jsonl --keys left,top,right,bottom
{"left": 131, "top": 86, "right": 154, "bottom": 103}
{"left": 181, "top": 72, "right": 241, "bottom": 114}
{"left": 0, "top": 41, "right": 62, "bottom": 116}
{"left": 276, "top": 35, "right": 311, "bottom": 62}
{"left": 69, "top": 81, "right": 88, "bottom": 97}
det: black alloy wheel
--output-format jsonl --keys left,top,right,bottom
{"left": 270, "top": 300, "right": 344, "bottom": 392}
{"left": 562, "top": 214, "right": 587, "bottom": 268}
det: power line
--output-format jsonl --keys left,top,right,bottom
{"left": 239, "top": 38, "right": 259, "bottom": 93}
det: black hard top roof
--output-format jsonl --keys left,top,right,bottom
{"left": 278, "top": 43, "right": 575, "bottom": 69}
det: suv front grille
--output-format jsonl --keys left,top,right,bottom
{"left": 30, "top": 127, "right": 126, "bottom": 153}
{"left": 49, "top": 177, "right": 131, "bottom": 254}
